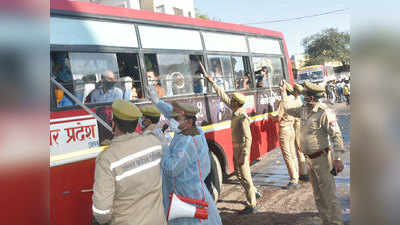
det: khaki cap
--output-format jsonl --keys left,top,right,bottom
{"left": 232, "top": 92, "right": 246, "bottom": 104}
{"left": 304, "top": 81, "right": 325, "bottom": 94}
{"left": 140, "top": 105, "right": 161, "bottom": 117}
{"left": 294, "top": 83, "right": 304, "bottom": 93}
{"left": 112, "top": 99, "right": 142, "bottom": 121}
{"left": 169, "top": 101, "right": 200, "bottom": 117}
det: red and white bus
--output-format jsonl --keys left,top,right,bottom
{"left": 50, "top": 1, "right": 294, "bottom": 224}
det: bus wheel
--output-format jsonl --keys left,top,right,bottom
{"left": 206, "top": 152, "right": 223, "bottom": 202}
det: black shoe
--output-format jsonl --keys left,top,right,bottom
{"left": 239, "top": 206, "right": 258, "bottom": 214}
{"left": 256, "top": 190, "right": 263, "bottom": 199}
{"left": 299, "top": 175, "right": 310, "bottom": 182}
{"left": 285, "top": 182, "right": 299, "bottom": 190}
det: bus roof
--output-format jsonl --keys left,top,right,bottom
{"left": 51, "top": 0, "right": 284, "bottom": 39}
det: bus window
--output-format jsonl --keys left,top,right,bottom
{"left": 252, "top": 56, "right": 284, "bottom": 88}
{"left": 232, "top": 56, "right": 251, "bottom": 90}
{"left": 68, "top": 52, "right": 121, "bottom": 105}
{"left": 116, "top": 53, "right": 143, "bottom": 100}
{"left": 144, "top": 54, "right": 165, "bottom": 97}
{"left": 207, "top": 55, "right": 234, "bottom": 92}
{"left": 189, "top": 55, "right": 207, "bottom": 94}
{"left": 51, "top": 52, "right": 75, "bottom": 107}
{"left": 145, "top": 53, "right": 202, "bottom": 97}
{"left": 51, "top": 51, "right": 129, "bottom": 107}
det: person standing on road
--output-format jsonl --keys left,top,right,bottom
{"left": 270, "top": 84, "right": 300, "bottom": 189}
{"left": 160, "top": 102, "right": 222, "bottom": 225}
{"left": 293, "top": 84, "right": 308, "bottom": 182}
{"left": 204, "top": 73, "right": 259, "bottom": 214}
{"left": 92, "top": 100, "right": 167, "bottom": 225}
{"left": 327, "top": 81, "right": 336, "bottom": 105}
{"left": 281, "top": 81, "right": 346, "bottom": 225}
{"left": 343, "top": 80, "right": 350, "bottom": 105}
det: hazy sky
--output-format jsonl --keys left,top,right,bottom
{"left": 194, "top": 0, "right": 350, "bottom": 56}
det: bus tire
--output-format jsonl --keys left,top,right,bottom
{"left": 207, "top": 152, "right": 223, "bottom": 202}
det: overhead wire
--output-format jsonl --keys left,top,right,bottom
{"left": 242, "top": 8, "right": 349, "bottom": 25}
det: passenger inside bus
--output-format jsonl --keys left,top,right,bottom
{"left": 193, "top": 70, "right": 205, "bottom": 94}
{"left": 90, "top": 70, "right": 123, "bottom": 103}
{"left": 147, "top": 70, "right": 166, "bottom": 98}
{"left": 256, "top": 66, "right": 270, "bottom": 88}
{"left": 54, "top": 78, "right": 75, "bottom": 107}
{"left": 52, "top": 52, "right": 73, "bottom": 83}
{"left": 241, "top": 73, "right": 251, "bottom": 89}
{"left": 119, "top": 76, "right": 134, "bottom": 101}
{"left": 51, "top": 53, "right": 76, "bottom": 107}
{"left": 213, "top": 66, "right": 226, "bottom": 90}
{"left": 117, "top": 53, "right": 144, "bottom": 100}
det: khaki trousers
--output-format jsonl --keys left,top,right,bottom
{"left": 279, "top": 125, "right": 299, "bottom": 183}
{"left": 307, "top": 152, "right": 343, "bottom": 225}
{"left": 294, "top": 120, "right": 307, "bottom": 176}
{"left": 233, "top": 145, "right": 257, "bottom": 208}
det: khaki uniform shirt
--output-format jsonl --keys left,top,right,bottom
{"left": 211, "top": 81, "right": 252, "bottom": 151}
{"left": 275, "top": 95, "right": 299, "bottom": 128}
{"left": 292, "top": 96, "right": 303, "bottom": 127}
{"left": 92, "top": 133, "right": 167, "bottom": 225}
{"left": 281, "top": 89, "right": 345, "bottom": 160}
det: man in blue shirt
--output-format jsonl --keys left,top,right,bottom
{"left": 91, "top": 70, "right": 123, "bottom": 103}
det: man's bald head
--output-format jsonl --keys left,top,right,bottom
{"left": 103, "top": 70, "right": 116, "bottom": 81}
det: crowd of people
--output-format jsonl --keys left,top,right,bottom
{"left": 325, "top": 78, "right": 351, "bottom": 105}
{"left": 89, "top": 65, "right": 347, "bottom": 225}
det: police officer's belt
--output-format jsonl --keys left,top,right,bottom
{"left": 307, "top": 147, "right": 330, "bottom": 159}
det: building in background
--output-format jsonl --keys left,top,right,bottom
{"left": 75, "top": 0, "right": 195, "bottom": 17}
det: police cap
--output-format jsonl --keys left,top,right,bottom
{"left": 140, "top": 105, "right": 161, "bottom": 117}
{"left": 169, "top": 102, "right": 200, "bottom": 117}
{"left": 112, "top": 99, "right": 142, "bottom": 121}
{"left": 304, "top": 81, "right": 325, "bottom": 96}
{"left": 294, "top": 83, "right": 304, "bottom": 93}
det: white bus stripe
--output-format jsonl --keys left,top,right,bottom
{"left": 110, "top": 145, "right": 162, "bottom": 170}
{"left": 116, "top": 159, "right": 161, "bottom": 181}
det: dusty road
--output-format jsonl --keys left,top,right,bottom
{"left": 217, "top": 102, "right": 350, "bottom": 225}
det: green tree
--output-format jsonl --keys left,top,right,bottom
{"left": 302, "top": 28, "right": 350, "bottom": 67}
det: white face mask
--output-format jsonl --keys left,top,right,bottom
{"left": 169, "top": 118, "right": 182, "bottom": 133}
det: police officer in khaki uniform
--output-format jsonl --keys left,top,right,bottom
{"left": 281, "top": 81, "right": 345, "bottom": 225}
{"left": 140, "top": 105, "right": 161, "bottom": 132}
{"left": 139, "top": 105, "right": 171, "bottom": 144}
{"left": 92, "top": 100, "right": 167, "bottom": 225}
{"left": 293, "top": 83, "right": 308, "bottom": 181}
{"left": 204, "top": 74, "right": 258, "bottom": 214}
{"left": 270, "top": 84, "right": 300, "bottom": 189}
